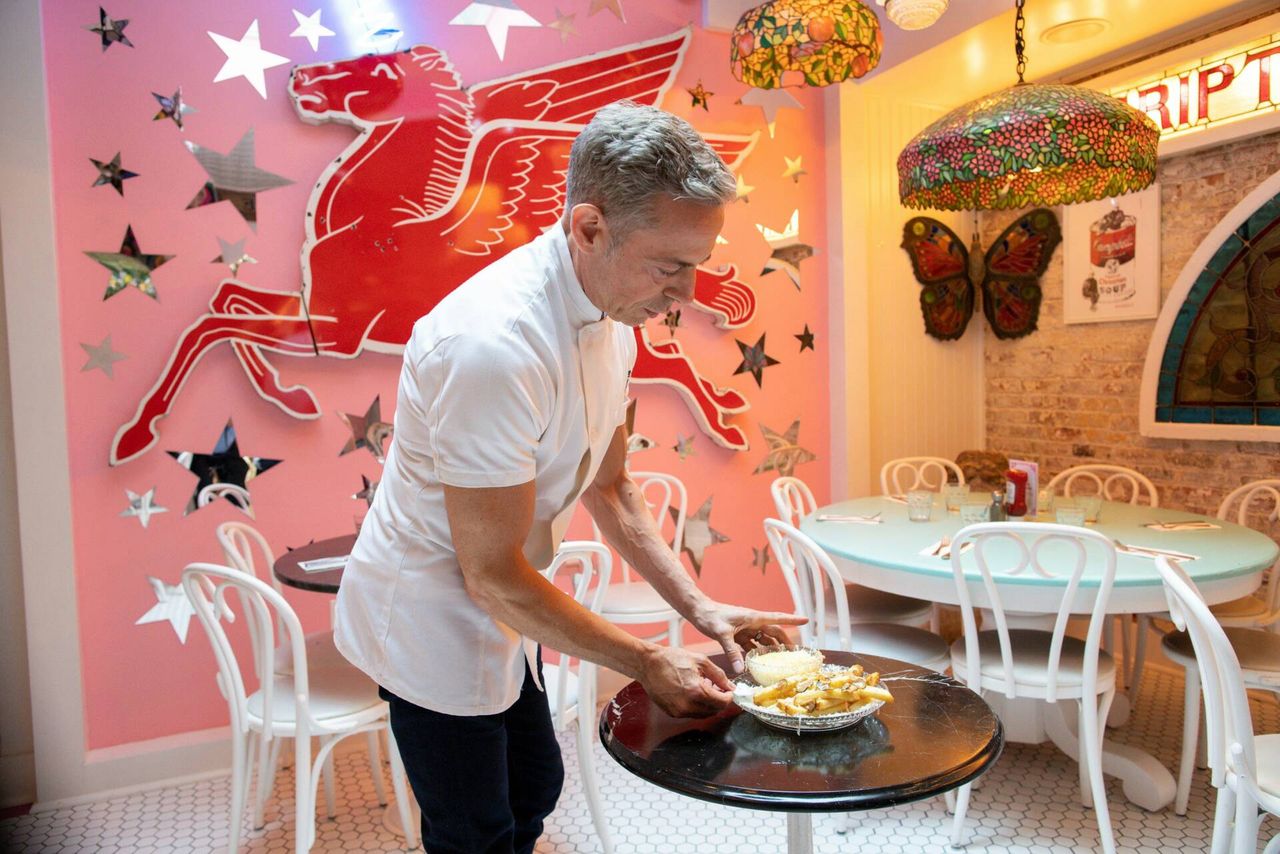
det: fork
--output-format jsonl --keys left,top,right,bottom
{"left": 930, "top": 536, "right": 951, "bottom": 557}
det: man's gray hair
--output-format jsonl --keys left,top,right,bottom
{"left": 565, "top": 100, "right": 736, "bottom": 241}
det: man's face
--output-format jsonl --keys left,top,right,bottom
{"left": 591, "top": 196, "right": 725, "bottom": 328}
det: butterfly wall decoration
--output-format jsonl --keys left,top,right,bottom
{"left": 900, "top": 208, "right": 1061, "bottom": 341}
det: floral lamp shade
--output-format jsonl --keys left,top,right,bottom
{"left": 730, "top": 1, "right": 883, "bottom": 89}
{"left": 897, "top": 82, "right": 1160, "bottom": 211}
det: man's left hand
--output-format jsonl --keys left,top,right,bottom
{"left": 692, "top": 603, "right": 807, "bottom": 676}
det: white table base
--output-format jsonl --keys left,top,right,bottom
{"left": 786, "top": 813, "right": 813, "bottom": 854}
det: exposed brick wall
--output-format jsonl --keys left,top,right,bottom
{"left": 981, "top": 130, "right": 1280, "bottom": 523}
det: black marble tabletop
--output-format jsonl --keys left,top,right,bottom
{"left": 272, "top": 534, "right": 356, "bottom": 594}
{"left": 600, "top": 651, "right": 1003, "bottom": 813}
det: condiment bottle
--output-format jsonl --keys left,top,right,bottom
{"left": 1005, "top": 469, "right": 1028, "bottom": 519}
{"left": 988, "top": 490, "right": 1006, "bottom": 522}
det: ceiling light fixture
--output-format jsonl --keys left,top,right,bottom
{"left": 730, "top": 0, "right": 883, "bottom": 88}
{"left": 1040, "top": 18, "right": 1110, "bottom": 45}
{"left": 875, "top": 0, "right": 948, "bottom": 31}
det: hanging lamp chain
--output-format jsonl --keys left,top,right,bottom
{"left": 1014, "top": 0, "right": 1027, "bottom": 83}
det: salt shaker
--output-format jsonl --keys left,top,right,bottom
{"left": 988, "top": 490, "right": 1006, "bottom": 522}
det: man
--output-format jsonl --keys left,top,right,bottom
{"left": 335, "top": 100, "right": 802, "bottom": 853}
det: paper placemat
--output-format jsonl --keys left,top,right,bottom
{"left": 298, "top": 556, "right": 349, "bottom": 573}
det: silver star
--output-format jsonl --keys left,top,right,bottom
{"left": 210, "top": 236, "right": 258, "bottom": 277}
{"left": 185, "top": 129, "right": 293, "bottom": 231}
{"left": 289, "top": 8, "right": 335, "bottom": 52}
{"left": 152, "top": 87, "right": 195, "bottom": 130}
{"left": 627, "top": 432, "right": 655, "bottom": 455}
{"left": 353, "top": 475, "right": 379, "bottom": 507}
{"left": 86, "top": 7, "right": 132, "bottom": 51}
{"left": 84, "top": 226, "right": 173, "bottom": 300}
{"left": 737, "top": 88, "right": 803, "bottom": 138}
{"left": 120, "top": 487, "right": 167, "bottom": 528}
{"left": 674, "top": 496, "right": 729, "bottom": 577}
{"left": 80, "top": 334, "right": 127, "bottom": 378}
{"left": 449, "top": 1, "right": 541, "bottom": 61}
{"left": 733, "top": 333, "right": 780, "bottom": 388}
{"left": 135, "top": 576, "right": 195, "bottom": 643}
{"left": 752, "top": 544, "right": 772, "bottom": 575}
{"left": 673, "top": 434, "right": 696, "bottom": 460}
{"left": 752, "top": 420, "right": 817, "bottom": 479}
{"left": 208, "top": 19, "right": 290, "bottom": 99}
{"left": 757, "top": 210, "right": 815, "bottom": 291}
{"left": 89, "top": 152, "right": 138, "bottom": 195}
{"left": 337, "top": 395, "right": 393, "bottom": 462}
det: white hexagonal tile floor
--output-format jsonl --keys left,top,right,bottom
{"left": 2, "top": 665, "right": 1276, "bottom": 852}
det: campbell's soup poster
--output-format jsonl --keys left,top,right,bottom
{"left": 1062, "top": 185, "right": 1162, "bottom": 325}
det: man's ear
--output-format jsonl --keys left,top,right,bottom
{"left": 568, "top": 203, "right": 608, "bottom": 255}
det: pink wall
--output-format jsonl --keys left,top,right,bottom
{"left": 42, "top": 0, "right": 829, "bottom": 749}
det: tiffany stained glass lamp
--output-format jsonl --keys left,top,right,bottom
{"left": 730, "top": 0, "right": 883, "bottom": 89}
{"left": 897, "top": 0, "right": 1159, "bottom": 211}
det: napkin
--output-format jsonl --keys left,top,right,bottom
{"left": 1115, "top": 543, "right": 1199, "bottom": 561}
{"left": 816, "top": 514, "right": 882, "bottom": 525}
{"left": 298, "top": 555, "right": 349, "bottom": 573}
{"left": 1142, "top": 521, "right": 1221, "bottom": 532}
{"left": 919, "top": 539, "right": 973, "bottom": 560}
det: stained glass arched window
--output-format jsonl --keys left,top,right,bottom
{"left": 1141, "top": 169, "right": 1280, "bottom": 439}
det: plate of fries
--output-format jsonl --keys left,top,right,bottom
{"left": 732, "top": 661, "right": 893, "bottom": 733}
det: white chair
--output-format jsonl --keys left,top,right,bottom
{"left": 1153, "top": 556, "right": 1280, "bottom": 854}
{"left": 1045, "top": 464, "right": 1159, "bottom": 507}
{"left": 879, "top": 456, "right": 965, "bottom": 495}
{"left": 216, "top": 522, "right": 386, "bottom": 826}
{"left": 762, "top": 519, "right": 950, "bottom": 672}
{"left": 770, "top": 476, "right": 934, "bottom": 630}
{"left": 1130, "top": 479, "right": 1280, "bottom": 708}
{"left": 596, "top": 471, "right": 687, "bottom": 647}
{"left": 947, "top": 522, "right": 1120, "bottom": 854}
{"left": 182, "top": 563, "right": 415, "bottom": 854}
{"left": 542, "top": 541, "right": 615, "bottom": 854}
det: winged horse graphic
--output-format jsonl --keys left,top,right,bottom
{"left": 110, "top": 31, "right": 760, "bottom": 465}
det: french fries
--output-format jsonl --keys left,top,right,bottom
{"left": 751, "top": 664, "right": 893, "bottom": 717}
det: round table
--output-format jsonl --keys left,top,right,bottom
{"left": 600, "top": 651, "right": 1003, "bottom": 854}
{"left": 801, "top": 496, "right": 1280, "bottom": 812}
{"left": 272, "top": 534, "right": 357, "bottom": 593}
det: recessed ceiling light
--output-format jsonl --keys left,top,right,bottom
{"left": 1041, "top": 18, "right": 1111, "bottom": 45}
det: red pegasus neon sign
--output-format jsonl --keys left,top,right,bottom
{"left": 110, "top": 31, "right": 759, "bottom": 465}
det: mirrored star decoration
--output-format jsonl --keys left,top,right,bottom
{"left": 337, "top": 395, "right": 394, "bottom": 462}
{"left": 782, "top": 155, "right": 807, "bottom": 183}
{"left": 211, "top": 236, "right": 258, "bottom": 277}
{"left": 186, "top": 129, "right": 293, "bottom": 231}
{"left": 135, "top": 576, "right": 195, "bottom": 643}
{"left": 208, "top": 19, "right": 290, "bottom": 99}
{"left": 80, "top": 334, "right": 127, "bottom": 377}
{"left": 735, "top": 173, "right": 755, "bottom": 204}
{"left": 737, "top": 88, "right": 803, "bottom": 138}
{"left": 449, "top": 1, "right": 541, "bottom": 61}
{"left": 353, "top": 475, "right": 379, "bottom": 507}
{"left": 285, "top": 539, "right": 316, "bottom": 552}
{"left": 734, "top": 333, "right": 780, "bottom": 388}
{"left": 589, "top": 0, "right": 626, "bottom": 21}
{"left": 673, "top": 433, "right": 696, "bottom": 460}
{"left": 795, "top": 324, "right": 815, "bottom": 352}
{"left": 85, "top": 226, "right": 173, "bottom": 301}
{"left": 168, "top": 419, "right": 282, "bottom": 517}
{"left": 752, "top": 420, "right": 817, "bottom": 479}
{"left": 120, "top": 487, "right": 167, "bottom": 528}
{"left": 687, "top": 81, "right": 712, "bottom": 111}
{"left": 752, "top": 543, "right": 772, "bottom": 575}
{"left": 152, "top": 87, "right": 195, "bottom": 130}
{"left": 547, "top": 8, "right": 577, "bottom": 42}
{"left": 757, "top": 209, "right": 815, "bottom": 291}
{"left": 290, "top": 8, "right": 334, "bottom": 51}
{"left": 623, "top": 398, "right": 655, "bottom": 456}
{"left": 86, "top": 7, "right": 132, "bottom": 51}
{"left": 675, "top": 496, "right": 729, "bottom": 577}
{"left": 90, "top": 152, "right": 138, "bottom": 195}
{"left": 662, "top": 309, "right": 681, "bottom": 337}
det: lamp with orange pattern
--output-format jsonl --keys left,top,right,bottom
{"left": 730, "top": 0, "right": 883, "bottom": 89}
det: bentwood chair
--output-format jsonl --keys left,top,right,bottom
{"left": 182, "top": 563, "right": 415, "bottom": 853}
{"left": 770, "top": 476, "right": 934, "bottom": 631}
{"left": 596, "top": 471, "right": 687, "bottom": 647}
{"left": 1154, "top": 556, "right": 1280, "bottom": 854}
{"left": 879, "top": 456, "right": 965, "bottom": 495}
{"left": 542, "top": 541, "right": 615, "bottom": 854}
{"left": 947, "top": 523, "right": 1120, "bottom": 854}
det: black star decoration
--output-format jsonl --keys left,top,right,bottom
{"left": 687, "top": 81, "right": 713, "bottom": 111}
{"left": 86, "top": 7, "right": 132, "bottom": 51}
{"left": 152, "top": 87, "right": 194, "bottom": 130}
{"left": 734, "top": 333, "right": 780, "bottom": 388}
{"left": 337, "top": 395, "right": 394, "bottom": 463}
{"left": 90, "top": 152, "right": 138, "bottom": 196}
{"left": 752, "top": 544, "right": 772, "bottom": 575}
{"left": 662, "top": 309, "right": 681, "bottom": 337}
{"left": 353, "top": 475, "right": 379, "bottom": 507}
{"left": 168, "top": 419, "right": 281, "bottom": 517}
{"left": 674, "top": 497, "right": 730, "bottom": 577}
{"left": 796, "top": 324, "right": 815, "bottom": 352}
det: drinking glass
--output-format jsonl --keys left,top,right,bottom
{"left": 1078, "top": 495, "right": 1102, "bottom": 523}
{"left": 906, "top": 490, "right": 933, "bottom": 522}
{"left": 1055, "top": 501, "right": 1086, "bottom": 526}
{"left": 959, "top": 501, "right": 989, "bottom": 525}
{"left": 942, "top": 483, "right": 970, "bottom": 512}
{"left": 1037, "top": 489, "right": 1054, "bottom": 517}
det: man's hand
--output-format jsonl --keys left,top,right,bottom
{"left": 691, "top": 603, "right": 808, "bottom": 677}
{"left": 637, "top": 646, "right": 735, "bottom": 718}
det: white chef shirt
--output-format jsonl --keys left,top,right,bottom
{"left": 334, "top": 224, "right": 636, "bottom": 715}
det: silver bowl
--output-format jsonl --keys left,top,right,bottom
{"left": 731, "top": 663, "right": 886, "bottom": 734}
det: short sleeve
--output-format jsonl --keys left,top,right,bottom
{"left": 422, "top": 334, "right": 552, "bottom": 488}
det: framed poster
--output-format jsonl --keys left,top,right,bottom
{"left": 1062, "top": 184, "right": 1161, "bottom": 324}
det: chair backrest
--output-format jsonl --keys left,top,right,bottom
{"left": 879, "top": 456, "right": 965, "bottom": 494}
{"left": 949, "top": 522, "right": 1118, "bottom": 702}
{"left": 770, "top": 476, "right": 817, "bottom": 528}
{"left": 542, "top": 541, "right": 612, "bottom": 728}
{"left": 1045, "top": 464, "right": 1159, "bottom": 507}
{"left": 216, "top": 521, "right": 286, "bottom": 665}
{"left": 181, "top": 562, "right": 314, "bottom": 741}
{"left": 1154, "top": 556, "right": 1266, "bottom": 804}
{"left": 1217, "top": 479, "right": 1280, "bottom": 618}
{"left": 592, "top": 471, "right": 686, "bottom": 584}
{"left": 763, "top": 519, "right": 851, "bottom": 650}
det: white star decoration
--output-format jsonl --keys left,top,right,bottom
{"left": 120, "top": 487, "right": 167, "bottom": 528}
{"left": 738, "top": 88, "right": 804, "bottom": 138}
{"left": 289, "top": 9, "right": 334, "bottom": 52}
{"left": 208, "top": 20, "right": 290, "bottom": 99}
{"left": 449, "top": 1, "right": 541, "bottom": 61}
{"left": 135, "top": 576, "right": 196, "bottom": 643}
{"left": 80, "top": 334, "right": 127, "bottom": 378}
{"left": 674, "top": 497, "right": 730, "bottom": 577}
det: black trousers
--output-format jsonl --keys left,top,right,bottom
{"left": 380, "top": 658, "right": 565, "bottom": 854}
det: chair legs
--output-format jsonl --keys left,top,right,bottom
{"left": 667, "top": 617, "right": 682, "bottom": 649}
{"left": 293, "top": 733, "right": 314, "bottom": 854}
{"left": 365, "top": 730, "right": 387, "bottom": 806}
{"left": 576, "top": 717, "right": 613, "bottom": 854}
{"left": 1234, "top": 788, "right": 1261, "bottom": 854}
{"left": 1081, "top": 691, "right": 1117, "bottom": 854}
{"left": 384, "top": 726, "right": 418, "bottom": 850}
{"left": 1176, "top": 666, "right": 1200, "bottom": 815}
{"left": 1130, "top": 614, "right": 1151, "bottom": 707}
{"left": 949, "top": 782, "right": 972, "bottom": 848}
{"left": 228, "top": 730, "right": 250, "bottom": 854}
{"left": 252, "top": 731, "right": 276, "bottom": 829}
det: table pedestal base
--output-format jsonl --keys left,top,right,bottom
{"left": 785, "top": 813, "right": 813, "bottom": 854}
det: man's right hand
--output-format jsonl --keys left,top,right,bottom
{"left": 637, "top": 645, "right": 734, "bottom": 718}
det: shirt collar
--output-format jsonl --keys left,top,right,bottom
{"left": 548, "top": 223, "right": 607, "bottom": 330}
